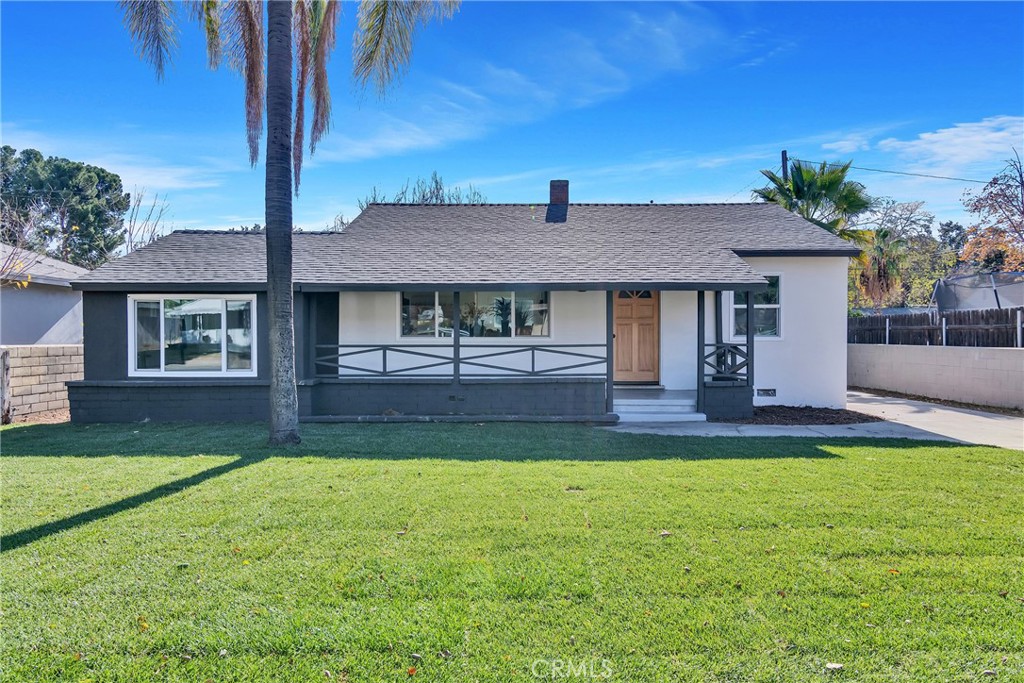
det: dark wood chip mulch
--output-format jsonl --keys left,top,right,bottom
{"left": 709, "top": 405, "right": 884, "bottom": 425}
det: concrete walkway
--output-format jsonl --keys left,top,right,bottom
{"left": 607, "top": 390, "right": 1023, "bottom": 451}
{"left": 846, "top": 390, "right": 1022, "bottom": 450}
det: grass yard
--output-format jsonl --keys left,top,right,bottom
{"left": 1, "top": 422, "right": 1022, "bottom": 682}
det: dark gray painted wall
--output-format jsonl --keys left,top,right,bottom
{"left": 81, "top": 291, "right": 271, "bottom": 380}
{"left": 703, "top": 383, "right": 754, "bottom": 419}
{"left": 70, "top": 381, "right": 269, "bottom": 422}
{"left": 309, "top": 378, "right": 605, "bottom": 417}
{"left": 69, "top": 377, "right": 607, "bottom": 422}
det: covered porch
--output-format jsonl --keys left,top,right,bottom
{"left": 296, "top": 286, "right": 762, "bottom": 422}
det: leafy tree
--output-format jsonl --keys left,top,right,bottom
{"left": 961, "top": 149, "right": 1024, "bottom": 271}
{"left": 856, "top": 228, "right": 907, "bottom": 312}
{"left": 938, "top": 220, "right": 968, "bottom": 255}
{"left": 855, "top": 198, "right": 934, "bottom": 240}
{"left": 1, "top": 145, "right": 130, "bottom": 268}
{"left": 359, "top": 171, "right": 485, "bottom": 210}
{"left": 330, "top": 172, "right": 486, "bottom": 229}
{"left": 121, "top": 0, "right": 459, "bottom": 445}
{"left": 752, "top": 160, "right": 872, "bottom": 241}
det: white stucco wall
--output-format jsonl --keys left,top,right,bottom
{"left": 337, "top": 290, "right": 606, "bottom": 376}
{"left": 738, "top": 256, "right": 849, "bottom": 408}
{"left": 655, "top": 257, "right": 849, "bottom": 407}
{"left": 336, "top": 259, "right": 850, "bottom": 408}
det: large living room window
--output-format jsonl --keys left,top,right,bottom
{"left": 400, "top": 291, "right": 550, "bottom": 338}
{"left": 732, "top": 275, "right": 781, "bottom": 338}
{"left": 128, "top": 295, "right": 257, "bottom": 376}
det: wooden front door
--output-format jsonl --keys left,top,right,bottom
{"left": 614, "top": 290, "right": 660, "bottom": 383}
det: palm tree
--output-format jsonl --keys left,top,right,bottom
{"left": 856, "top": 228, "right": 907, "bottom": 312}
{"left": 120, "top": 0, "right": 458, "bottom": 444}
{"left": 753, "top": 160, "right": 872, "bottom": 242}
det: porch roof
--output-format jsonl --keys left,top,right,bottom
{"left": 74, "top": 202, "right": 858, "bottom": 292}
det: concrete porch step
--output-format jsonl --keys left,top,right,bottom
{"left": 615, "top": 398, "right": 697, "bottom": 409}
{"left": 614, "top": 411, "right": 708, "bottom": 423}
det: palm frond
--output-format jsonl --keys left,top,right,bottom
{"left": 293, "top": 0, "right": 312, "bottom": 190}
{"left": 309, "top": 0, "right": 340, "bottom": 154}
{"left": 223, "top": 0, "right": 265, "bottom": 165}
{"left": 120, "top": 0, "right": 179, "bottom": 79}
{"left": 186, "top": 0, "right": 223, "bottom": 68}
{"left": 354, "top": 0, "right": 459, "bottom": 95}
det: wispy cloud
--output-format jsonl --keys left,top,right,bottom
{"left": 1, "top": 121, "right": 239, "bottom": 191}
{"left": 312, "top": 3, "right": 746, "bottom": 166}
{"left": 876, "top": 115, "right": 1023, "bottom": 177}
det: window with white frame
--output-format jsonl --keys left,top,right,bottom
{"left": 129, "top": 295, "right": 257, "bottom": 375}
{"left": 400, "top": 291, "right": 550, "bottom": 338}
{"left": 732, "top": 276, "right": 781, "bottom": 338}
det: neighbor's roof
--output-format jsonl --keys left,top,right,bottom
{"left": 1, "top": 243, "right": 89, "bottom": 287}
{"left": 73, "top": 202, "right": 860, "bottom": 291}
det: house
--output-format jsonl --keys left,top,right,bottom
{"left": 68, "top": 180, "right": 858, "bottom": 423}
{"left": 1, "top": 244, "right": 88, "bottom": 345}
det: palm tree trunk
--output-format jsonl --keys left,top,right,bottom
{"left": 265, "top": 0, "right": 300, "bottom": 444}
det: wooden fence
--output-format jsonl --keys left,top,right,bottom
{"left": 848, "top": 307, "right": 1024, "bottom": 347}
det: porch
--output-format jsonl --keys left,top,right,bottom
{"left": 301, "top": 288, "right": 759, "bottom": 422}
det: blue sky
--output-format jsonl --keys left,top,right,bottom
{"left": 2, "top": 1, "right": 1022, "bottom": 232}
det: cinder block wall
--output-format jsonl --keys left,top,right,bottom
{"left": 848, "top": 344, "right": 1024, "bottom": 410}
{"left": 1, "top": 345, "right": 84, "bottom": 421}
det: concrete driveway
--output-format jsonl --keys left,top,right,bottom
{"left": 607, "top": 391, "right": 1023, "bottom": 451}
{"left": 846, "top": 390, "right": 1023, "bottom": 450}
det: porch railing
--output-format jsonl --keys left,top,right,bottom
{"left": 702, "top": 342, "right": 749, "bottom": 384}
{"left": 314, "top": 343, "right": 607, "bottom": 379}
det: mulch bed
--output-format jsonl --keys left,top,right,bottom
{"left": 709, "top": 405, "right": 884, "bottom": 425}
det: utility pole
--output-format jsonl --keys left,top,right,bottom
{"left": 781, "top": 150, "right": 789, "bottom": 184}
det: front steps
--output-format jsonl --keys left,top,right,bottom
{"left": 614, "top": 395, "right": 707, "bottom": 423}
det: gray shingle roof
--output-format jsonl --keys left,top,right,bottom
{"left": 1, "top": 243, "right": 89, "bottom": 287}
{"left": 74, "top": 202, "right": 859, "bottom": 291}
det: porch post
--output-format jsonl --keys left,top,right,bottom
{"left": 605, "top": 290, "right": 614, "bottom": 414}
{"left": 452, "top": 290, "right": 461, "bottom": 384}
{"left": 308, "top": 294, "right": 318, "bottom": 378}
{"left": 745, "top": 291, "right": 755, "bottom": 388}
{"left": 696, "top": 290, "right": 705, "bottom": 412}
{"left": 714, "top": 291, "right": 723, "bottom": 344}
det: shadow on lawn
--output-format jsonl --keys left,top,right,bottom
{"left": 1, "top": 455, "right": 266, "bottom": 553}
{"left": 0, "top": 421, "right": 967, "bottom": 463}
{"left": 0, "top": 422, "right": 968, "bottom": 553}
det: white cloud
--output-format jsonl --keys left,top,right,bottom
{"left": 1, "top": 121, "right": 238, "bottom": 191}
{"left": 876, "top": 115, "right": 1023, "bottom": 176}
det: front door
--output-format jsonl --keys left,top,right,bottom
{"left": 614, "top": 290, "right": 660, "bottom": 383}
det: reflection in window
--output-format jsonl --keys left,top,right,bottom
{"left": 400, "top": 292, "right": 455, "bottom": 337}
{"left": 164, "top": 299, "right": 223, "bottom": 371}
{"left": 226, "top": 300, "right": 253, "bottom": 369}
{"left": 460, "top": 291, "right": 550, "bottom": 338}
{"left": 135, "top": 301, "right": 161, "bottom": 369}
{"left": 130, "top": 296, "right": 256, "bottom": 374}
{"left": 734, "top": 276, "right": 780, "bottom": 337}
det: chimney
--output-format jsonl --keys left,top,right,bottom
{"left": 549, "top": 179, "right": 569, "bottom": 205}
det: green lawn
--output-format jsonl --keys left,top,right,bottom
{"left": 2, "top": 423, "right": 1022, "bottom": 682}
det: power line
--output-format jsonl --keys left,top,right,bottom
{"left": 790, "top": 158, "right": 992, "bottom": 185}
{"left": 725, "top": 165, "right": 775, "bottom": 202}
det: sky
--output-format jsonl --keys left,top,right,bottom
{"left": 2, "top": 1, "right": 1022, "bottom": 234}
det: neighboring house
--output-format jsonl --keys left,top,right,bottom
{"left": 1, "top": 244, "right": 88, "bottom": 345}
{"left": 68, "top": 180, "right": 858, "bottom": 423}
